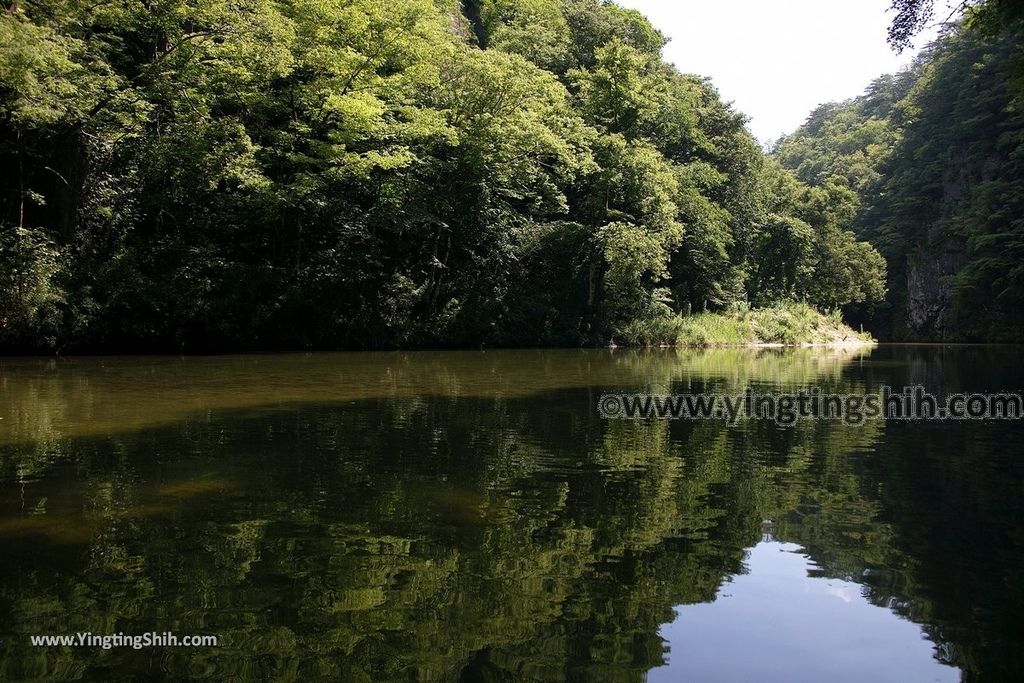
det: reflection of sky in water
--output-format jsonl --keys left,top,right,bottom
{"left": 651, "top": 542, "right": 959, "bottom": 683}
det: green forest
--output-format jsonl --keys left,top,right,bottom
{"left": 777, "top": 0, "right": 1024, "bottom": 341}
{"left": 0, "top": 0, "right": 1021, "bottom": 351}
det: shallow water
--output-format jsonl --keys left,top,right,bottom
{"left": 0, "top": 346, "right": 1021, "bottom": 680}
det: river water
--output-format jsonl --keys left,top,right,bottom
{"left": 0, "top": 346, "right": 1020, "bottom": 680}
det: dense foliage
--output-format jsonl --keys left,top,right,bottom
{"left": 776, "top": 14, "right": 1024, "bottom": 340}
{"left": 886, "top": 0, "right": 1024, "bottom": 52}
{"left": 0, "top": 0, "right": 885, "bottom": 352}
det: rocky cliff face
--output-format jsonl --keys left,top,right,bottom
{"left": 899, "top": 148, "right": 972, "bottom": 341}
{"left": 904, "top": 243, "right": 966, "bottom": 339}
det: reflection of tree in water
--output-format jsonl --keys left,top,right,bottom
{"left": 0, "top": 349, "right": 1019, "bottom": 680}
{"left": 0, "top": 347, "right": 872, "bottom": 449}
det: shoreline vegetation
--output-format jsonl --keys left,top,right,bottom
{"left": 0, "top": 0, "right": 890, "bottom": 355}
{"left": 1, "top": 2, "right": 1019, "bottom": 354}
{"left": 616, "top": 303, "right": 873, "bottom": 349}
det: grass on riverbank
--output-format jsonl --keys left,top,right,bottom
{"left": 618, "top": 303, "right": 873, "bottom": 347}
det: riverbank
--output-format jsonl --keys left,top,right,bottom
{"left": 617, "top": 303, "right": 874, "bottom": 348}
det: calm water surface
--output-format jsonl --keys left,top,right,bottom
{"left": 0, "top": 346, "right": 1021, "bottom": 681}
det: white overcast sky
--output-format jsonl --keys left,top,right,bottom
{"left": 617, "top": 0, "right": 940, "bottom": 144}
